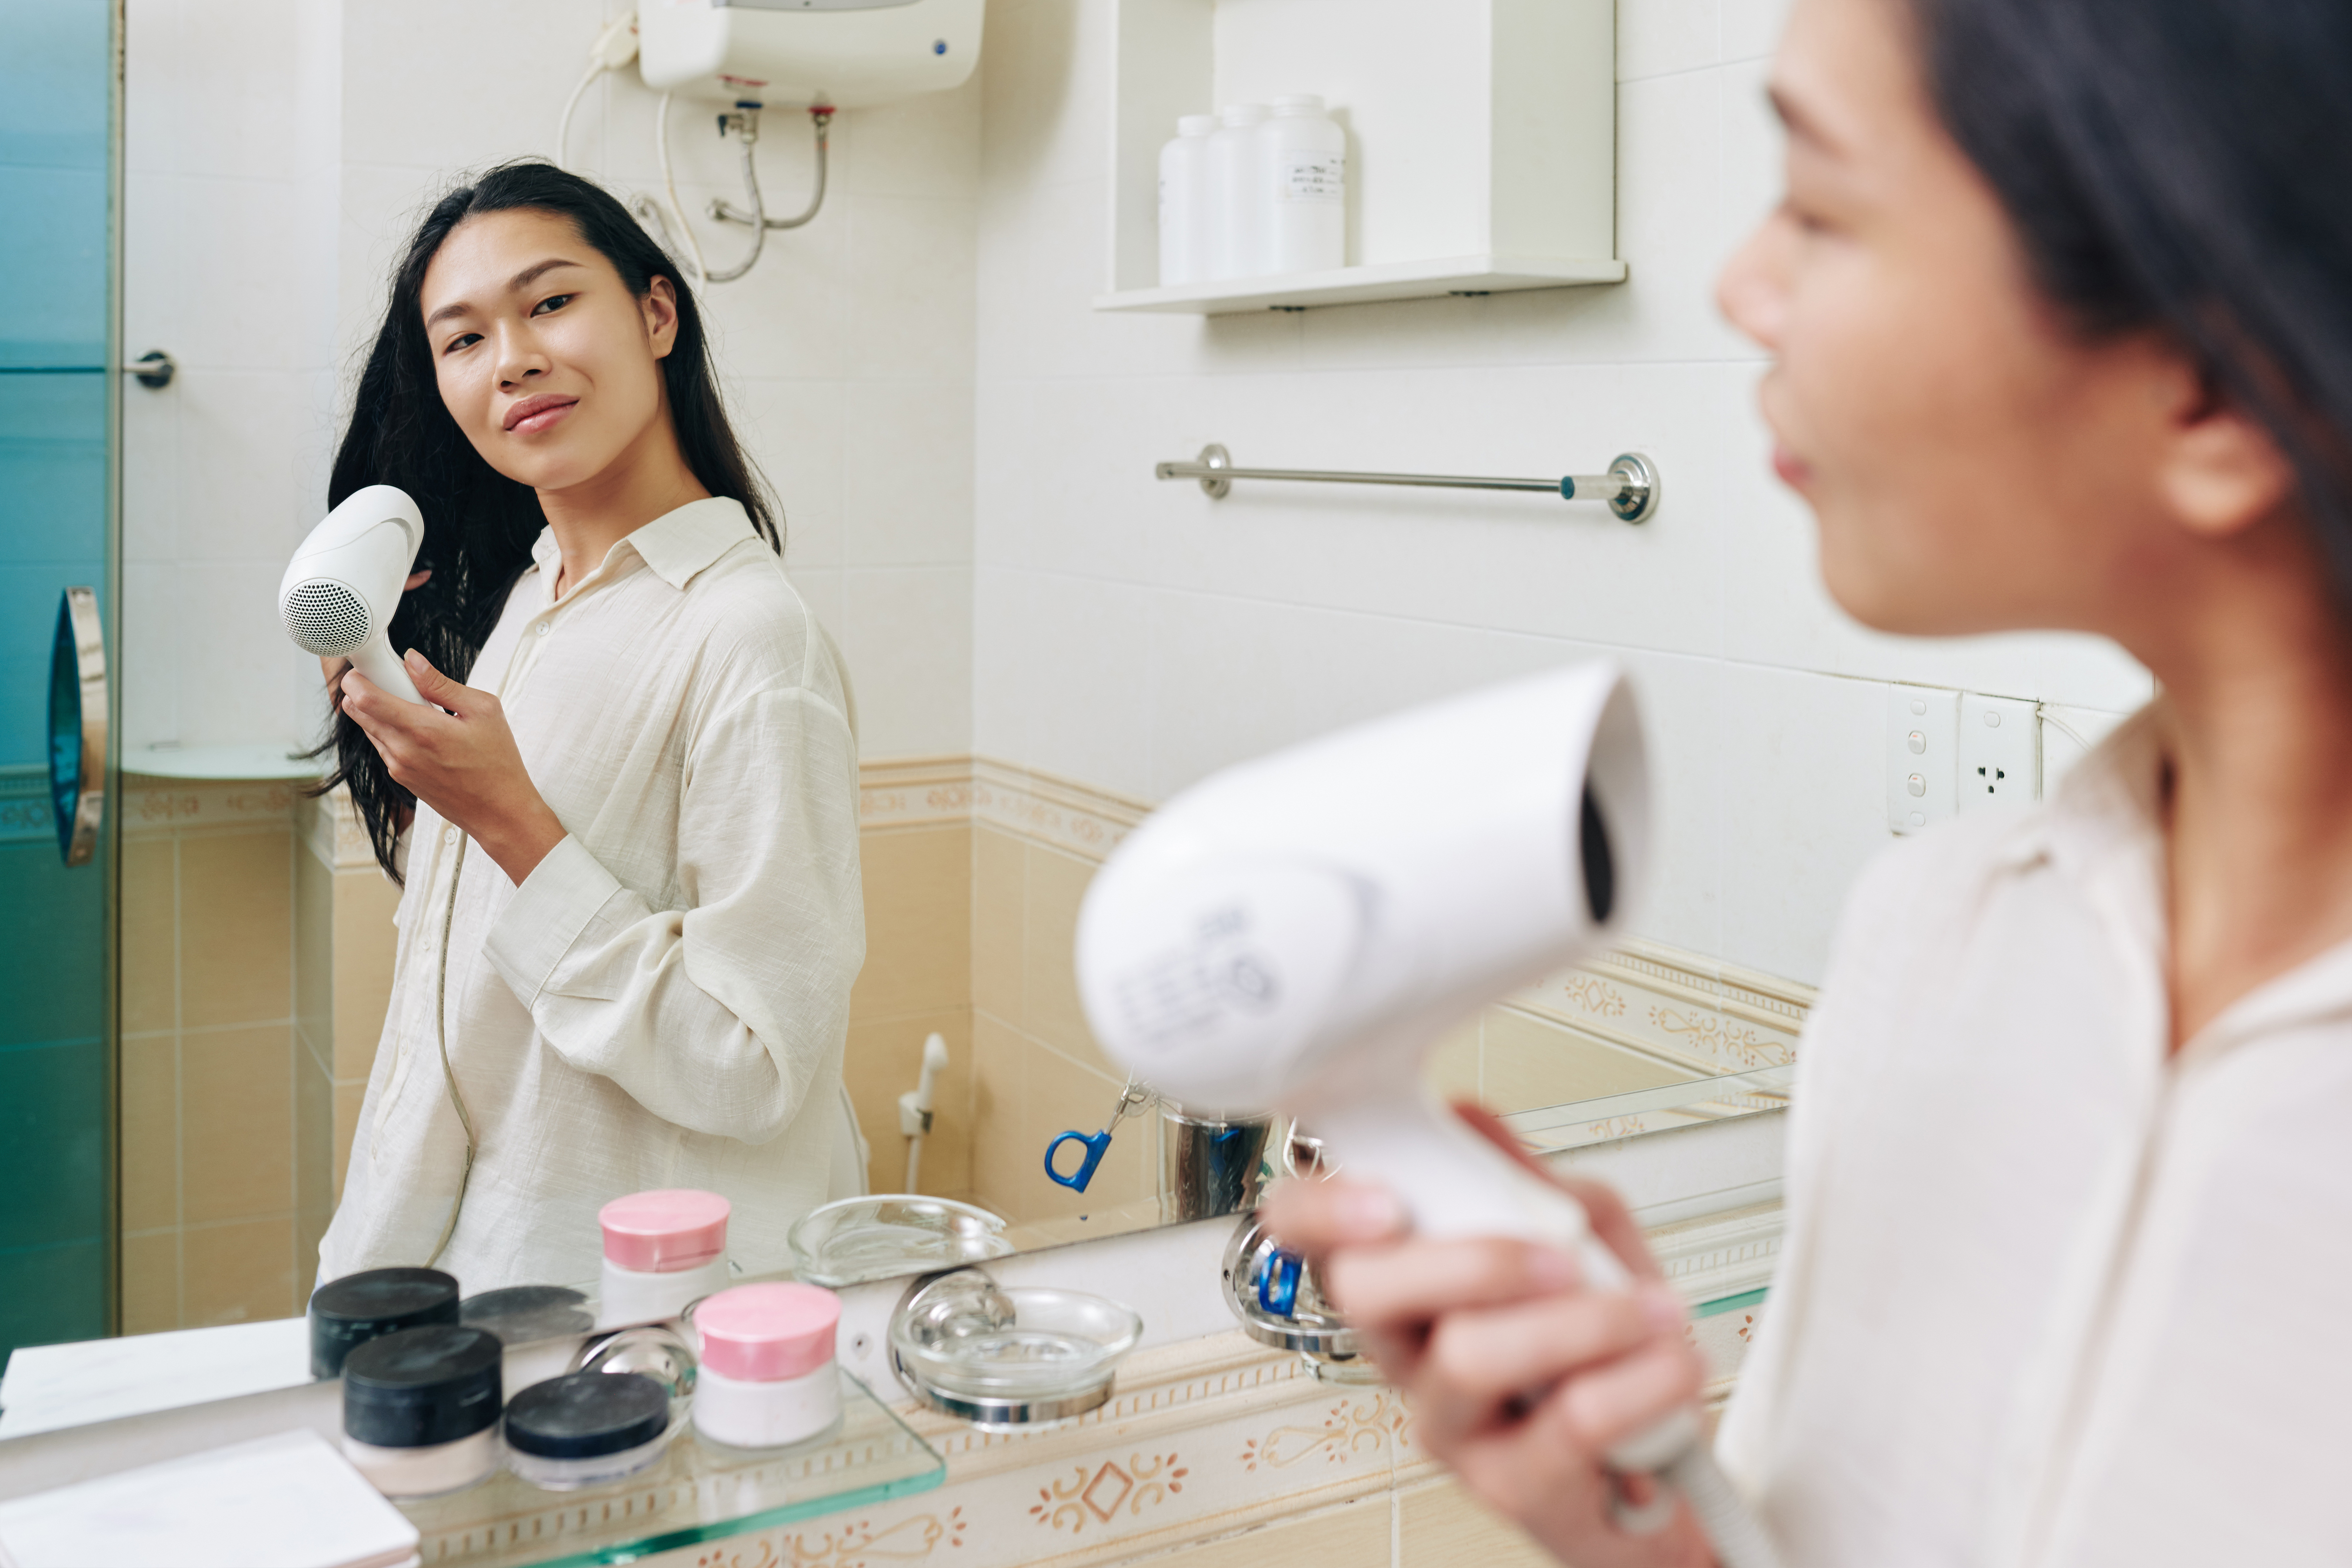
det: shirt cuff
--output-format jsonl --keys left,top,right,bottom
{"left": 485, "top": 833, "right": 623, "bottom": 1006}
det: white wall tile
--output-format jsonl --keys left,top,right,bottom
{"left": 731, "top": 377, "right": 850, "bottom": 573}
{"left": 842, "top": 195, "right": 982, "bottom": 383}
{"left": 841, "top": 381, "right": 977, "bottom": 566}
{"left": 1715, "top": 663, "right": 1890, "bottom": 984}
{"left": 338, "top": 0, "right": 603, "bottom": 173}
{"left": 1619, "top": 0, "right": 1721, "bottom": 82}
{"left": 1720, "top": 0, "right": 1795, "bottom": 62}
{"left": 169, "top": 0, "right": 303, "bottom": 180}
{"left": 841, "top": 566, "right": 975, "bottom": 757}
{"left": 973, "top": 565, "right": 1154, "bottom": 800}
{"left": 978, "top": 0, "right": 1114, "bottom": 202}
{"left": 175, "top": 370, "right": 307, "bottom": 560}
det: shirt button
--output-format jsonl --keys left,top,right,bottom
{"left": 535, "top": 622, "right": 551, "bottom": 636}
{"left": 443, "top": 827, "right": 458, "bottom": 845}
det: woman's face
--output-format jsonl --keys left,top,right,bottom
{"left": 420, "top": 208, "right": 679, "bottom": 494}
{"left": 1716, "top": 0, "right": 2212, "bottom": 640}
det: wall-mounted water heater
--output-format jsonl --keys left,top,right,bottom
{"left": 638, "top": 0, "right": 985, "bottom": 111}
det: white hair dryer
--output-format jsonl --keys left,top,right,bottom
{"left": 279, "top": 485, "right": 428, "bottom": 706}
{"left": 1075, "top": 662, "right": 1781, "bottom": 1568}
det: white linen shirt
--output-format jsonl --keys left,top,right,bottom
{"left": 317, "top": 497, "right": 865, "bottom": 1292}
{"left": 1716, "top": 709, "right": 2352, "bottom": 1567}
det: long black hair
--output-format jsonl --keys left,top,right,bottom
{"left": 1911, "top": 0, "right": 2352, "bottom": 593}
{"left": 314, "top": 160, "right": 779, "bottom": 880}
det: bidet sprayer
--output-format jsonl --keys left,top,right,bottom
{"left": 1074, "top": 662, "right": 1782, "bottom": 1568}
{"left": 279, "top": 485, "right": 428, "bottom": 707}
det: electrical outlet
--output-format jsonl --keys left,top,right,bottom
{"left": 1886, "top": 684, "right": 1959, "bottom": 835}
{"left": 1959, "top": 692, "right": 2038, "bottom": 812}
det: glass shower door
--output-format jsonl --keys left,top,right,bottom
{"left": 0, "top": 0, "right": 119, "bottom": 1361}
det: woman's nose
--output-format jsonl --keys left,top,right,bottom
{"left": 1716, "top": 214, "right": 1791, "bottom": 353}
{"left": 494, "top": 327, "right": 551, "bottom": 388}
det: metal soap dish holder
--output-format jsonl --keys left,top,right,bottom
{"left": 1223, "top": 1213, "right": 1383, "bottom": 1385}
{"left": 888, "top": 1268, "right": 1142, "bottom": 1430}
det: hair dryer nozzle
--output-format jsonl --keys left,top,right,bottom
{"left": 281, "top": 486, "right": 428, "bottom": 705}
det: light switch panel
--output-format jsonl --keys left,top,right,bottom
{"left": 1886, "top": 684, "right": 1959, "bottom": 835}
{"left": 1959, "top": 692, "right": 2039, "bottom": 812}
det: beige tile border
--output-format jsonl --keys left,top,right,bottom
{"left": 858, "top": 756, "right": 1150, "bottom": 860}
{"left": 119, "top": 775, "right": 302, "bottom": 842}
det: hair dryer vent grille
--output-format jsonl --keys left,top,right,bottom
{"left": 283, "top": 579, "right": 371, "bottom": 654}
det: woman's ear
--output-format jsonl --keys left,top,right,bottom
{"left": 2155, "top": 358, "right": 2299, "bottom": 540}
{"left": 643, "top": 276, "right": 682, "bottom": 362}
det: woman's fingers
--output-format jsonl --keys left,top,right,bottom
{"left": 1323, "top": 1235, "right": 1581, "bottom": 1328}
{"left": 1544, "top": 1333, "right": 1707, "bottom": 1458}
{"left": 1259, "top": 1176, "right": 1406, "bottom": 1256}
{"left": 1421, "top": 1283, "right": 1679, "bottom": 1415}
{"left": 1554, "top": 1174, "right": 1666, "bottom": 1284}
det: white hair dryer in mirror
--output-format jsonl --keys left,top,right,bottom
{"left": 1075, "top": 663, "right": 1781, "bottom": 1568}
{"left": 279, "top": 484, "right": 428, "bottom": 706}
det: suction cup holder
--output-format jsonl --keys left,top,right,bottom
{"left": 1221, "top": 1214, "right": 1382, "bottom": 1384}
{"left": 888, "top": 1268, "right": 1143, "bottom": 1430}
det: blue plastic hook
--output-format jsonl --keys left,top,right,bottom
{"left": 1044, "top": 1128, "right": 1112, "bottom": 1192}
{"left": 1256, "top": 1248, "right": 1303, "bottom": 1317}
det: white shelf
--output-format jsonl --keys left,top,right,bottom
{"left": 1095, "top": 253, "right": 1627, "bottom": 315}
{"left": 123, "top": 744, "right": 320, "bottom": 782}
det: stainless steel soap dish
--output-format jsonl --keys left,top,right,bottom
{"left": 888, "top": 1269, "right": 1142, "bottom": 1430}
{"left": 790, "top": 1194, "right": 1015, "bottom": 1288}
{"left": 1223, "top": 1212, "right": 1382, "bottom": 1384}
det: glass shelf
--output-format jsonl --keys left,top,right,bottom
{"left": 397, "top": 1370, "right": 943, "bottom": 1568}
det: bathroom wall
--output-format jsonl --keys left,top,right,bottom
{"left": 968, "top": 0, "right": 2155, "bottom": 987}
{"left": 117, "top": 775, "right": 315, "bottom": 1333}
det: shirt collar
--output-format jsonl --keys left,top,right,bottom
{"left": 526, "top": 496, "right": 759, "bottom": 594}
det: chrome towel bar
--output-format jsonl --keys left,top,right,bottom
{"left": 1155, "top": 444, "right": 1660, "bottom": 524}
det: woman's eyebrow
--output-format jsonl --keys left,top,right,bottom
{"left": 423, "top": 258, "right": 588, "bottom": 329}
{"left": 1769, "top": 83, "right": 1845, "bottom": 157}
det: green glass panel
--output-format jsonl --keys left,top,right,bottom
{"left": 396, "top": 1370, "right": 948, "bottom": 1568}
{"left": 0, "top": 0, "right": 115, "bottom": 1367}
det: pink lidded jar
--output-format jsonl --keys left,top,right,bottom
{"left": 690, "top": 1282, "right": 843, "bottom": 1449}
{"left": 596, "top": 1189, "right": 731, "bottom": 1328}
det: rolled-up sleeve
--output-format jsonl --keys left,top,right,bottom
{"left": 484, "top": 683, "right": 865, "bottom": 1143}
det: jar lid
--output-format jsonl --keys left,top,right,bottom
{"left": 695, "top": 1283, "right": 841, "bottom": 1382}
{"left": 309, "top": 1266, "right": 460, "bottom": 1378}
{"left": 342, "top": 1325, "right": 504, "bottom": 1449}
{"left": 503, "top": 1371, "right": 670, "bottom": 1459}
{"left": 599, "top": 1189, "right": 730, "bottom": 1274}
{"left": 461, "top": 1284, "right": 595, "bottom": 1345}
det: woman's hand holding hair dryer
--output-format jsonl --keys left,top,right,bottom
{"left": 337, "top": 648, "right": 568, "bottom": 885}
{"left": 1261, "top": 1106, "right": 1717, "bottom": 1568}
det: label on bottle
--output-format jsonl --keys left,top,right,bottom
{"left": 1277, "top": 154, "right": 1345, "bottom": 202}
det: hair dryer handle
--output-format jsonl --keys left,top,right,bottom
{"left": 349, "top": 638, "right": 427, "bottom": 706}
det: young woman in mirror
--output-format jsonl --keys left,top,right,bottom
{"left": 311, "top": 163, "right": 867, "bottom": 1292}
{"left": 1270, "top": 0, "right": 2352, "bottom": 1560}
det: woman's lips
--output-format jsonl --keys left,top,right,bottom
{"left": 1771, "top": 442, "right": 1815, "bottom": 490}
{"left": 503, "top": 394, "right": 578, "bottom": 434}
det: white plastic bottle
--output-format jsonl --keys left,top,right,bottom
{"left": 1207, "top": 103, "right": 1270, "bottom": 280}
{"left": 1158, "top": 114, "right": 1216, "bottom": 287}
{"left": 1262, "top": 95, "right": 1346, "bottom": 275}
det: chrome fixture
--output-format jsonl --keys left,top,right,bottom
{"left": 1222, "top": 1213, "right": 1380, "bottom": 1384}
{"left": 1156, "top": 444, "right": 1661, "bottom": 524}
{"left": 122, "top": 350, "right": 175, "bottom": 389}
{"left": 888, "top": 1269, "right": 1141, "bottom": 1429}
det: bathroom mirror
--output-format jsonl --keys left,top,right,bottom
{"left": 3, "top": 0, "right": 2157, "bottom": 1445}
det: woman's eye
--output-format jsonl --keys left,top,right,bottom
{"left": 531, "top": 294, "right": 574, "bottom": 317}
{"left": 442, "top": 331, "right": 482, "bottom": 355}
